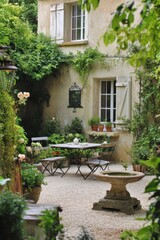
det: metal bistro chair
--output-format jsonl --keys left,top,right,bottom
{"left": 84, "top": 142, "right": 116, "bottom": 179}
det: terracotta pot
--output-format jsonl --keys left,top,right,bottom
{"left": 106, "top": 126, "right": 112, "bottom": 132}
{"left": 23, "top": 186, "right": 42, "bottom": 203}
{"left": 91, "top": 125, "right": 98, "bottom": 131}
{"left": 98, "top": 125, "right": 104, "bottom": 132}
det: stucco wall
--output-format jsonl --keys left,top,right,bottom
{"left": 43, "top": 60, "right": 135, "bottom": 162}
{"left": 38, "top": 0, "right": 139, "bottom": 163}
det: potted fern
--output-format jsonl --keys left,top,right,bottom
{"left": 88, "top": 116, "right": 100, "bottom": 131}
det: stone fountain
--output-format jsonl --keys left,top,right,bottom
{"left": 93, "top": 170, "right": 145, "bottom": 214}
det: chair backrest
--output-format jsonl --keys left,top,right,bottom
{"left": 31, "top": 136, "right": 49, "bottom": 148}
{"left": 100, "top": 142, "right": 116, "bottom": 161}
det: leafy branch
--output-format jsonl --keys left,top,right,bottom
{"left": 71, "top": 47, "right": 106, "bottom": 83}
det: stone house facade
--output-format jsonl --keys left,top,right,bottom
{"left": 38, "top": 0, "right": 139, "bottom": 162}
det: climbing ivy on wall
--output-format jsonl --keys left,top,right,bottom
{"left": 71, "top": 47, "right": 106, "bottom": 81}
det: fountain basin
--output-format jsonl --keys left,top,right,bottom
{"left": 95, "top": 170, "right": 144, "bottom": 185}
{"left": 93, "top": 170, "right": 145, "bottom": 214}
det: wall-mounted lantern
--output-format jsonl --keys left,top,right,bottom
{"left": 67, "top": 82, "right": 83, "bottom": 113}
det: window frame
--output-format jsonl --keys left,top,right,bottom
{"left": 71, "top": 3, "right": 86, "bottom": 41}
{"left": 99, "top": 79, "right": 116, "bottom": 123}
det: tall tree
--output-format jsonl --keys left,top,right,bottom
{"left": 9, "top": 0, "right": 38, "bottom": 32}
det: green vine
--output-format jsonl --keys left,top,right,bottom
{"left": 0, "top": 89, "right": 16, "bottom": 185}
{"left": 71, "top": 47, "right": 106, "bottom": 82}
{"left": 126, "top": 57, "right": 160, "bottom": 163}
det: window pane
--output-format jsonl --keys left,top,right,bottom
{"left": 77, "top": 17, "right": 81, "bottom": 28}
{"left": 107, "top": 81, "right": 111, "bottom": 93}
{"left": 72, "top": 30, "right": 76, "bottom": 40}
{"left": 114, "top": 81, "right": 116, "bottom": 93}
{"left": 107, "top": 95, "right": 110, "bottom": 108}
{"left": 76, "top": 29, "right": 80, "bottom": 39}
{"left": 101, "top": 95, "right": 106, "bottom": 107}
{"left": 113, "top": 95, "right": 116, "bottom": 108}
{"left": 113, "top": 109, "right": 116, "bottom": 121}
{"left": 72, "top": 17, "right": 76, "bottom": 28}
{"left": 83, "top": 28, "right": 85, "bottom": 38}
{"left": 101, "top": 81, "right": 106, "bottom": 93}
{"left": 72, "top": 6, "right": 76, "bottom": 16}
{"left": 77, "top": 5, "right": 81, "bottom": 15}
{"left": 83, "top": 15, "right": 85, "bottom": 27}
{"left": 107, "top": 110, "right": 110, "bottom": 121}
{"left": 101, "top": 109, "right": 105, "bottom": 120}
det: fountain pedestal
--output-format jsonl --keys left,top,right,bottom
{"left": 93, "top": 171, "right": 145, "bottom": 215}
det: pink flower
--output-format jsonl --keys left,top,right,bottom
{"left": 18, "top": 154, "right": 26, "bottom": 161}
{"left": 17, "top": 92, "right": 24, "bottom": 100}
{"left": 23, "top": 92, "right": 30, "bottom": 98}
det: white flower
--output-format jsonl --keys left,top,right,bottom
{"left": 23, "top": 92, "right": 30, "bottom": 98}
{"left": 34, "top": 148, "right": 40, "bottom": 155}
{"left": 18, "top": 138, "right": 25, "bottom": 144}
{"left": 17, "top": 92, "right": 24, "bottom": 100}
{"left": 31, "top": 142, "right": 42, "bottom": 148}
{"left": 26, "top": 146, "right": 32, "bottom": 153}
{"left": 18, "top": 154, "right": 26, "bottom": 161}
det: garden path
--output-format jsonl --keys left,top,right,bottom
{"left": 38, "top": 164, "right": 153, "bottom": 240}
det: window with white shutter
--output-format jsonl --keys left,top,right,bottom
{"left": 50, "top": 2, "right": 88, "bottom": 44}
{"left": 99, "top": 77, "right": 132, "bottom": 125}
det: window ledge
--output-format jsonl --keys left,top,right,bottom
{"left": 86, "top": 131, "right": 120, "bottom": 138}
{"left": 58, "top": 40, "right": 88, "bottom": 47}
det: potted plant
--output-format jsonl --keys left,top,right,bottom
{"left": 21, "top": 164, "right": 46, "bottom": 203}
{"left": 25, "top": 142, "right": 42, "bottom": 164}
{"left": 88, "top": 116, "right": 100, "bottom": 131}
{"left": 105, "top": 122, "right": 112, "bottom": 132}
{"left": 130, "top": 138, "right": 149, "bottom": 173}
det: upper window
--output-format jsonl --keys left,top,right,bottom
{"left": 71, "top": 4, "right": 85, "bottom": 41}
{"left": 50, "top": 2, "right": 88, "bottom": 44}
{"left": 100, "top": 80, "right": 116, "bottom": 123}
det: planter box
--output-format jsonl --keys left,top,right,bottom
{"left": 23, "top": 186, "right": 42, "bottom": 203}
{"left": 132, "top": 164, "right": 147, "bottom": 173}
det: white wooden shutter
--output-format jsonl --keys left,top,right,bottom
{"left": 50, "top": 3, "right": 64, "bottom": 43}
{"left": 116, "top": 76, "right": 132, "bottom": 122}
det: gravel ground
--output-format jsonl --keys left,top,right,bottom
{"left": 38, "top": 164, "right": 153, "bottom": 240}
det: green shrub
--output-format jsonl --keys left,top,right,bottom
{"left": 39, "top": 208, "right": 63, "bottom": 240}
{"left": 65, "top": 133, "right": 87, "bottom": 143}
{"left": 64, "top": 117, "right": 84, "bottom": 134}
{"left": 0, "top": 191, "right": 27, "bottom": 240}
{"left": 15, "top": 124, "right": 28, "bottom": 155}
{"left": 49, "top": 134, "right": 65, "bottom": 144}
{"left": 21, "top": 165, "right": 46, "bottom": 189}
{"left": 42, "top": 117, "right": 62, "bottom": 135}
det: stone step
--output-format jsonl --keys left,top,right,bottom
{"left": 23, "top": 203, "right": 60, "bottom": 239}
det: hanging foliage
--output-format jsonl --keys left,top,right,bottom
{"left": 71, "top": 47, "right": 106, "bottom": 81}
